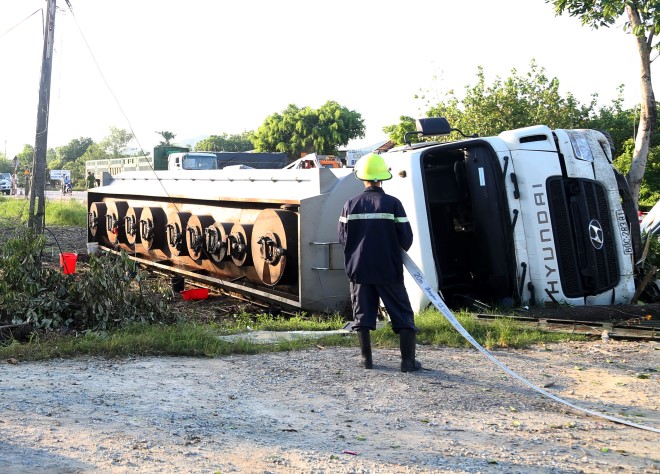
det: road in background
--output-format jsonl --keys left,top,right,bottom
{"left": 9, "top": 189, "right": 87, "bottom": 204}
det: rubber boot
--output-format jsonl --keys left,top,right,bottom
{"left": 357, "top": 330, "right": 373, "bottom": 369}
{"left": 400, "top": 329, "right": 421, "bottom": 372}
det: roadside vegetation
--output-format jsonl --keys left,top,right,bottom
{"left": 0, "top": 201, "right": 588, "bottom": 362}
{"left": 0, "top": 307, "right": 582, "bottom": 362}
{"left": 0, "top": 196, "right": 86, "bottom": 227}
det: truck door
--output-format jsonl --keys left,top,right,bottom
{"left": 421, "top": 141, "right": 517, "bottom": 308}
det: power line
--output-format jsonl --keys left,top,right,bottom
{"left": 62, "top": 1, "right": 180, "bottom": 212}
{"left": 0, "top": 9, "right": 42, "bottom": 41}
{"left": 62, "top": 3, "right": 147, "bottom": 158}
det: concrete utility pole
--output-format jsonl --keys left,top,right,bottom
{"left": 28, "top": 0, "right": 57, "bottom": 234}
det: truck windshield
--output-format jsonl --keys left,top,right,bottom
{"left": 182, "top": 155, "right": 218, "bottom": 170}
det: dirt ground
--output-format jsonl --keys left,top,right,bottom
{"left": 1, "top": 339, "right": 658, "bottom": 473}
{"left": 1, "top": 226, "right": 659, "bottom": 472}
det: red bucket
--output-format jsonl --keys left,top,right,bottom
{"left": 59, "top": 252, "right": 78, "bottom": 275}
{"left": 180, "top": 288, "right": 209, "bottom": 301}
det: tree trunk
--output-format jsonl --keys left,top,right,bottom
{"left": 625, "top": 5, "right": 657, "bottom": 204}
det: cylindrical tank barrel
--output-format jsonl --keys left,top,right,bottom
{"left": 166, "top": 211, "right": 192, "bottom": 257}
{"left": 186, "top": 214, "right": 215, "bottom": 261}
{"left": 228, "top": 223, "right": 253, "bottom": 267}
{"left": 88, "top": 202, "right": 107, "bottom": 239}
{"left": 125, "top": 206, "right": 143, "bottom": 246}
{"left": 140, "top": 207, "right": 167, "bottom": 251}
{"left": 105, "top": 200, "right": 129, "bottom": 245}
{"left": 251, "top": 209, "right": 299, "bottom": 286}
{"left": 205, "top": 221, "right": 232, "bottom": 263}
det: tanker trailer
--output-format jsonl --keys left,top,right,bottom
{"left": 87, "top": 165, "right": 364, "bottom": 314}
{"left": 87, "top": 117, "right": 642, "bottom": 315}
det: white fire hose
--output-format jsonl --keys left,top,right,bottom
{"left": 402, "top": 250, "right": 660, "bottom": 434}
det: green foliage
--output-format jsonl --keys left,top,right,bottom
{"left": 385, "top": 62, "right": 660, "bottom": 207}
{"left": 409, "top": 308, "right": 585, "bottom": 348}
{"left": 46, "top": 137, "right": 94, "bottom": 187}
{"left": 45, "top": 201, "right": 87, "bottom": 227}
{"left": 52, "top": 137, "right": 94, "bottom": 168}
{"left": 0, "top": 230, "right": 171, "bottom": 332}
{"left": 0, "top": 158, "right": 13, "bottom": 173}
{"left": 156, "top": 131, "right": 176, "bottom": 146}
{"left": 0, "top": 231, "right": 69, "bottom": 330}
{"left": 549, "top": 0, "right": 660, "bottom": 48}
{"left": 614, "top": 140, "right": 660, "bottom": 208}
{"left": 231, "top": 312, "right": 346, "bottom": 332}
{"left": 642, "top": 233, "right": 660, "bottom": 270}
{"left": 14, "top": 145, "right": 36, "bottom": 186}
{"left": 80, "top": 142, "right": 110, "bottom": 162}
{"left": 550, "top": 0, "right": 659, "bottom": 202}
{"left": 252, "top": 101, "right": 365, "bottom": 158}
{"left": 195, "top": 132, "right": 254, "bottom": 152}
{"left": 583, "top": 85, "right": 640, "bottom": 153}
{"left": 382, "top": 116, "right": 421, "bottom": 145}
{"left": 100, "top": 126, "right": 134, "bottom": 158}
{"left": 0, "top": 197, "right": 87, "bottom": 226}
{"left": 71, "top": 252, "right": 172, "bottom": 331}
{"left": 411, "top": 61, "right": 595, "bottom": 143}
{"left": 0, "top": 305, "right": 587, "bottom": 361}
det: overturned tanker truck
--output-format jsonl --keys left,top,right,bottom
{"left": 86, "top": 118, "right": 646, "bottom": 315}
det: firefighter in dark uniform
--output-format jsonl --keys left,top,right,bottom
{"left": 338, "top": 153, "right": 421, "bottom": 372}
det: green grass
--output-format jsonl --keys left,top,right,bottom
{"left": 0, "top": 196, "right": 87, "bottom": 227}
{"left": 0, "top": 307, "right": 586, "bottom": 361}
{"left": 229, "top": 312, "right": 347, "bottom": 332}
{"left": 0, "top": 322, "right": 334, "bottom": 361}
{"left": 367, "top": 308, "right": 584, "bottom": 349}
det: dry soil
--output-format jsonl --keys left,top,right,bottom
{"left": 0, "top": 339, "right": 659, "bottom": 473}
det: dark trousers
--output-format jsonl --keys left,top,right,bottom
{"left": 350, "top": 282, "right": 417, "bottom": 333}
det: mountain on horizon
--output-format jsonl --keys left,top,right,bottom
{"left": 176, "top": 135, "right": 209, "bottom": 149}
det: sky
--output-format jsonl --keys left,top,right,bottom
{"left": 0, "top": 0, "right": 652, "bottom": 160}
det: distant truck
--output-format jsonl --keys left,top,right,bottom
{"left": 85, "top": 146, "right": 287, "bottom": 177}
{"left": 285, "top": 153, "right": 343, "bottom": 169}
{"left": 168, "top": 151, "right": 288, "bottom": 171}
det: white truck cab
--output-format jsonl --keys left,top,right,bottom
{"left": 168, "top": 152, "right": 218, "bottom": 171}
{"left": 381, "top": 118, "right": 640, "bottom": 311}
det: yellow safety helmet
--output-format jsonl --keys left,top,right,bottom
{"left": 354, "top": 153, "right": 392, "bottom": 182}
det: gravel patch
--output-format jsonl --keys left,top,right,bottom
{"left": 1, "top": 340, "right": 658, "bottom": 473}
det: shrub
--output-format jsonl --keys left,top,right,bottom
{"left": 0, "top": 228, "right": 172, "bottom": 333}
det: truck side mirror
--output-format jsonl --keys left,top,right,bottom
{"left": 416, "top": 117, "right": 452, "bottom": 135}
{"left": 404, "top": 117, "right": 453, "bottom": 146}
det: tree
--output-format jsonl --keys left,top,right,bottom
{"left": 385, "top": 62, "right": 594, "bottom": 145}
{"left": 156, "top": 131, "right": 176, "bottom": 146}
{"left": 382, "top": 116, "right": 420, "bottom": 145}
{"left": 583, "top": 85, "right": 640, "bottom": 154}
{"left": 252, "top": 101, "right": 365, "bottom": 158}
{"left": 614, "top": 139, "right": 660, "bottom": 208}
{"left": 15, "top": 145, "right": 35, "bottom": 171}
{"left": 13, "top": 145, "right": 35, "bottom": 189}
{"left": 0, "top": 158, "right": 13, "bottom": 174}
{"left": 81, "top": 143, "right": 111, "bottom": 162}
{"left": 48, "top": 137, "right": 93, "bottom": 174}
{"left": 548, "top": 0, "right": 658, "bottom": 202}
{"left": 195, "top": 132, "right": 254, "bottom": 152}
{"left": 100, "top": 127, "right": 134, "bottom": 157}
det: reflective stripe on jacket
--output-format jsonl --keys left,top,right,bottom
{"left": 338, "top": 186, "right": 413, "bottom": 284}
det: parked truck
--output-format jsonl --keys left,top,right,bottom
{"left": 86, "top": 118, "right": 646, "bottom": 315}
{"left": 86, "top": 146, "right": 287, "bottom": 177}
